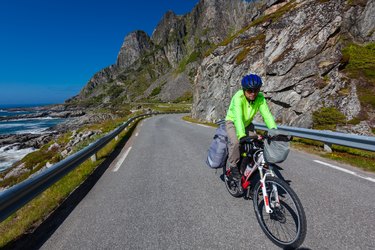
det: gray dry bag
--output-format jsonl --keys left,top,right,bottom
{"left": 206, "top": 123, "right": 228, "bottom": 169}
{"left": 263, "top": 129, "right": 291, "bottom": 164}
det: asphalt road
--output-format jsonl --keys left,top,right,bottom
{"left": 40, "top": 114, "right": 375, "bottom": 249}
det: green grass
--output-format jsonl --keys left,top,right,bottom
{"left": 130, "top": 102, "right": 191, "bottom": 113}
{"left": 176, "top": 50, "right": 201, "bottom": 73}
{"left": 341, "top": 43, "right": 375, "bottom": 108}
{"left": 182, "top": 116, "right": 218, "bottom": 127}
{"left": 312, "top": 107, "right": 346, "bottom": 130}
{"left": 172, "top": 91, "right": 193, "bottom": 103}
{"left": 347, "top": 0, "right": 367, "bottom": 7}
{"left": 235, "top": 33, "right": 266, "bottom": 64}
{"left": 0, "top": 143, "right": 61, "bottom": 189}
{"left": 150, "top": 86, "right": 162, "bottom": 96}
{"left": 342, "top": 43, "right": 375, "bottom": 83}
{"left": 252, "top": 1, "right": 297, "bottom": 26}
{"left": 0, "top": 118, "right": 142, "bottom": 247}
{"left": 292, "top": 138, "right": 375, "bottom": 172}
{"left": 347, "top": 117, "right": 361, "bottom": 125}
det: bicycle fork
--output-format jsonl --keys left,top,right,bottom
{"left": 260, "top": 174, "right": 272, "bottom": 213}
{"left": 259, "top": 166, "right": 279, "bottom": 214}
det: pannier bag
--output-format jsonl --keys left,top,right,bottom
{"left": 263, "top": 129, "right": 291, "bottom": 164}
{"left": 206, "top": 123, "right": 228, "bottom": 169}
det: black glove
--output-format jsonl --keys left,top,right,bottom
{"left": 239, "top": 136, "right": 256, "bottom": 144}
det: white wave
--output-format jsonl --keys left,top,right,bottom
{"left": 0, "top": 117, "right": 58, "bottom": 122}
{"left": 0, "top": 123, "right": 50, "bottom": 135}
{"left": 14, "top": 128, "right": 48, "bottom": 134}
{"left": 0, "top": 123, "right": 27, "bottom": 129}
{"left": 0, "top": 144, "right": 19, "bottom": 152}
{"left": 17, "top": 117, "right": 57, "bottom": 121}
{"left": 0, "top": 147, "right": 35, "bottom": 171}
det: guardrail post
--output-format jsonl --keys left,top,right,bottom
{"left": 324, "top": 143, "right": 332, "bottom": 153}
{"left": 90, "top": 154, "right": 97, "bottom": 162}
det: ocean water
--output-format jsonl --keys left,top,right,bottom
{"left": 0, "top": 117, "right": 64, "bottom": 135}
{"left": 0, "top": 104, "right": 65, "bottom": 171}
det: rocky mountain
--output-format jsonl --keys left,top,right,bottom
{"left": 68, "top": 0, "right": 375, "bottom": 134}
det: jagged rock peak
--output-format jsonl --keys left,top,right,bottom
{"left": 187, "top": 0, "right": 253, "bottom": 44}
{"left": 116, "top": 30, "right": 154, "bottom": 68}
{"left": 151, "top": 10, "right": 180, "bottom": 45}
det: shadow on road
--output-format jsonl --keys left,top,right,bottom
{"left": 3, "top": 122, "right": 140, "bottom": 250}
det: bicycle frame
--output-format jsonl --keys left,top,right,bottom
{"left": 243, "top": 149, "right": 278, "bottom": 214}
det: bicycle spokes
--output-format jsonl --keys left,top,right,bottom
{"left": 253, "top": 177, "right": 306, "bottom": 248}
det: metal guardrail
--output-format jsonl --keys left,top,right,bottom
{"left": 0, "top": 112, "right": 168, "bottom": 222}
{"left": 252, "top": 122, "right": 375, "bottom": 152}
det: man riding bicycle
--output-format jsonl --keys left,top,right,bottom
{"left": 225, "top": 74, "right": 277, "bottom": 180}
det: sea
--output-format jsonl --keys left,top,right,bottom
{"left": 0, "top": 104, "right": 65, "bottom": 172}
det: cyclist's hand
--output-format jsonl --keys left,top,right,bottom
{"left": 239, "top": 135, "right": 257, "bottom": 144}
{"left": 239, "top": 136, "right": 249, "bottom": 144}
{"left": 257, "top": 134, "right": 263, "bottom": 140}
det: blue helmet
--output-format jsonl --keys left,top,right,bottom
{"left": 241, "top": 74, "right": 262, "bottom": 90}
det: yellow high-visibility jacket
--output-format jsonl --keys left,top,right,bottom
{"left": 225, "top": 90, "right": 277, "bottom": 139}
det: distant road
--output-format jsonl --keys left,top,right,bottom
{"left": 41, "top": 114, "right": 375, "bottom": 249}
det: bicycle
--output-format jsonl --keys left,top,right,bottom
{"left": 223, "top": 133, "right": 307, "bottom": 249}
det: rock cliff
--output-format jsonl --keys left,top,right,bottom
{"left": 191, "top": 0, "right": 375, "bottom": 134}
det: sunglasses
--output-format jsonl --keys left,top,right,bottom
{"left": 244, "top": 88, "right": 260, "bottom": 94}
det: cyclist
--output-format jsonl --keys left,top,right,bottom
{"left": 225, "top": 74, "right": 277, "bottom": 180}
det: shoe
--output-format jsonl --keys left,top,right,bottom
{"left": 230, "top": 165, "right": 241, "bottom": 180}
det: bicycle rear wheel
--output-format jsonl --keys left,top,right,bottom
{"left": 253, "top": 177, "right": 306, "bottom": 249}
{"left": 223, "top": 161, "right": 243, "bottom": 197}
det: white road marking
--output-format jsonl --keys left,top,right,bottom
{"left": 112, "top": 147, "right": 132, "bottom": 172}
{"left": 184, "top": 120, "right": 212, "bottom": 128}
{"left": 197, "top": 124, "right": 212, "bottom": 128}
{"left": 314, "top": 160, "right": 375, "bottom": 183}
{"left": 135, "top": 132, "right": 139, "bottom": 137}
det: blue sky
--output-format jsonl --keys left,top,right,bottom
{"left": 0, "top": 0, "right": 199, "bottom": 106}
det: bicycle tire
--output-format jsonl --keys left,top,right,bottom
{"left": 252, "top": 177, "right": 307, "bottom": 249}
{"left": 223, "top": 161, "right": 243, "bottom": 197}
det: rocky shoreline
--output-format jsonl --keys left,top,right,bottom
{"left": 0, "top": 104, "right": 118, "bottom": 173}
{"left": 0, "top": 105, "right": 87, "bottom": 148}
{"left": 0, "top": 103, "right": 125, "bottom": 191}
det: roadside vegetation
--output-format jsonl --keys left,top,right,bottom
{"left": 292, "top": 139, "right": 375, "bottom": 173}
{"left": 341, "top": 42, "right": 375, "bottom": 109}
{"left": 182, "top": 115, "right": 218, "bottom": 127}
{"left": 312, "top": 107, "right": 346, "bottom": 130}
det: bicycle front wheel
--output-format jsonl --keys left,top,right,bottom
{"left": 253, "top": 177, "right": 307, "bottom": 249}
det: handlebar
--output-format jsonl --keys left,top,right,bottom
{"left": 239, "top": 134, "right": 292, "bottom": 145}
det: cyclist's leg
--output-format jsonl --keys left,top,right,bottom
{"left": 225, "top": 120, "right": 241, "bottom": 179}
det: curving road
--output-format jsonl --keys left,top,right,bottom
{"left": 40, "top": 114, "right": 375, "bottom": 249}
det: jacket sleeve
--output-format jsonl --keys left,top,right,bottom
{"left": 233, "top": 96, "right": 247, "bottom": 139}
{"left": 259, "top": 97, "right": 277, "bottom": 129}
